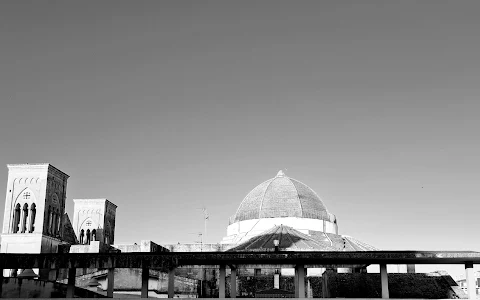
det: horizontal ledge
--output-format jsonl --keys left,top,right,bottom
{"left": 0, "top": 251, "right": 479, "bottom": 269}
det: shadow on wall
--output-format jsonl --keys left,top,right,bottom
{"left": 1, "top": 277, "right": 106, "bottom": 298}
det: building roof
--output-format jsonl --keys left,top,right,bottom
{"left": 228, "top": 225, "right": 337, "bottom": 251}
{"left": 228, "top": 225, "right": 377, "bottom": 252}
{"left": 232, "top": 171, "right": 336, "bottom": 223}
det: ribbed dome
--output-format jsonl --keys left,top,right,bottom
{"left": 232, "top": 171, "right": 336, "bottom": 223}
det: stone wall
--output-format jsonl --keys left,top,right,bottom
{"left": 322, "top": 270, "right": 467, "bottom": 298}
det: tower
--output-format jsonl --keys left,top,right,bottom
{"left": 72, "top": 199, "right": 117, "bottom": 245}
{"left": 1, "top": 163, "right": 69, "bottom": 254}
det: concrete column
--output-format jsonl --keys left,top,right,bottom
{"left": 465, "top": 262, "right": 476, "bottom": 299}
{"left": 380, "top": 264, "right": 389, "bottom": 299}
{"left": 107, "top": 268, "right": 114, "bottom": 298}
{"left": 0, "top": 268, "right": 4, "bottom": 298}
{"left": 168, "top": 268, "right": 175, "bottom": 298}
{"left": 219, "top": 265, "right": 226, "bottom": 298}
{"left": 274, "top": 273, "right": 280, "bottom": 289}
{"left": 230, "top": 266, "right": 237, "bottom": 298}
{"left": 66, "top": 267, "right": 76, "bottom": 298}
{"left": 406, "top": 264, "right": 415, "bottom": 273}
{"left": 294, "top": 267, "right": 299, "bottom": 298}
{"left": 141, "top": 267, "right": 149, "bottom": 298}
{"left": 295, "top": 265, "right": 305, "bottom": 298}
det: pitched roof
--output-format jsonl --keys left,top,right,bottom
{"left": 228, "top": 225, "right": 337, "bottom": 251}
{"left": 228, "top": 225, "right": 378, "bottom": 252}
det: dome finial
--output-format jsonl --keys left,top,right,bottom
{"left": 276, "top": 170, "right": 285, "bottom": 177}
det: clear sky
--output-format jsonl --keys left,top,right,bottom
{"left": 1, "top": 0, "right": 480, "bottom": 277}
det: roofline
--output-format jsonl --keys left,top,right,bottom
{"left": 7, "top": 163, "right": 70, "bottom": 178}
{"left": 73, "top": 198, "right": 117, "bottom": 208}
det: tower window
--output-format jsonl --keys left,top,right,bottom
{"left": 13, "top": 204, "right": 21, "bottom": 233}
{"left": 29, "top": 203, "right": 36, "bottom": 233}
{"left": 86, "top": 229, "right": 91, "bottom": 245}
{"left": 80, "top": 229, "right": 85, "bottom": 244}
{"left": 86, "top": 220, "right": 92, "bottom": 227}
{"left": 21, "top": 203, "right": 28, "bottom": 233}
{"left": 23, "top": 192, "right": 30, "bottom": 200}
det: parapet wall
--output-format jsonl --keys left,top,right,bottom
{"left": 162, "top": 243, "right": 233, "bottom": 252}
{"left": 1, "top": 277, "right": 105, "bottom": 298}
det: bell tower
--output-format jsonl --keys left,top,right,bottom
{"left": 1, "top": 163, "right": 69, "bottom": 254}
{"left": 72, "top": 199, "right": 117, "bottom": 246}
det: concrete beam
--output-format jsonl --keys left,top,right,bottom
{"left": 141, "top": 267, "right": 149, "bottom": 298}
{"left": 3, "top": 251, "right": 480, "bottom": 269}
{"left": 380, "top": 264, "right": 389, "bottom": 299}
{"left": 66, "top": 267, "right": 76, "bottom": 298}
{"left": 465, "top": 262, "right": 476, "bottom": 300}
{"left": 219, "top": 264, "right": 226, "bottom": 298}
{"left": 107, "top": 268, "right": 114, "bottom": 298}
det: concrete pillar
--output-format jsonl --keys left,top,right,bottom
{"left": 107, "top": 268, "right": 114, "bottom": 298}
{"left": 66, "top": 267, "right": 76, "bottom": 298}
{"left": 294, "top": 267, "right": 299, "bottom": 298}
{"left": 0, "top": 268, "right": 4, "bottom": 298}
{"left": 295, "top": 265, "right": 305, "bottom": 298}
{"left": 380, "top": 264, "right": 389, "bottom": 299}
{"left": 141, "top": 267, "right": 149, "bottom": 298}
{"left": 219, "top": 265, "right": 226, "bottom": 298}
{"left": 274, "top": 272, "right": 280, "bottom": 289}
{"left": 465, "top": 262, "right": 476, "bottom": 299}
{"left": 168, "top": 268, "right": 175, "bottom": 298}
{"left": 230, "top": 266, "right": 237, "bottom": 298}
{"left": 406, "top": 264, "right": 415, "bottom": 273}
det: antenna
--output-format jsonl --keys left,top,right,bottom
{"left": 196, "top": 207, "right": 208, "bottom": 243}
{"left": 189, "top": 232, "right": 203, "bottom": 251}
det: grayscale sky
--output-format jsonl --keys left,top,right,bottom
{"left": 1, "top": 0, "right": 480, "bottom": 277}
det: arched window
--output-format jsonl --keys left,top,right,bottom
{"left": 86, "top": 229, "right": 91, "bottom": 245}
{"left": 80, "top": 229, "right": 85, "bottom": 244}
{"left": 21, "top": 203, "right": 28, "bottom": 233}
{"left": 91, "top": 229, "right": 96, "bottom": 241}
{"left": 29, "top": 204, "right": 36, "bottom": 233}
{"left": 13, "top": 204, "right": 21, "bottom": 233}
{"left": 55, "top": 210, "right": 61, "bottom": 236}
{"left": 51, "top": 210, "right": 57, "bottom": 235}
{"left": 46, "top": 206, "right": 51, "bottom": 234}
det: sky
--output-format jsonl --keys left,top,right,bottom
{"left": 1, "top": 0, "right": 480, "bottom": 278}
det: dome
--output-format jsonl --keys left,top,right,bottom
{"left": 232, "top": 170, "right": 336, "bottom": 223}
